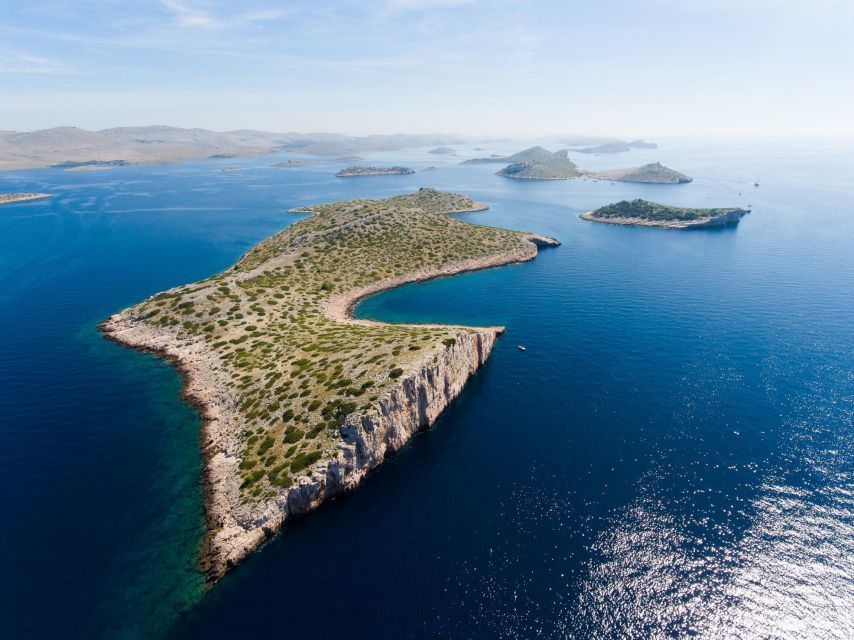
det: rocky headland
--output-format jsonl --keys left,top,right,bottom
{"left": 581, "top": 199, "right": 750, "bottom": 228}
{"left": 101, "top": 188, "right": 558, "bottom": 580}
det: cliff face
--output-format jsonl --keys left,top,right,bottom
{"left": 205, "top": 329, "right": 499, "bottom": 576}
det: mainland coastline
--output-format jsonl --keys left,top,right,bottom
{"left": 100, "top": 188, "right": 558, "bottom": 580}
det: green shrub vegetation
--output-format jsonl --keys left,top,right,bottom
{"left": 590, "top": 199, "right": 748, "bottom": 222}
{"left": 126, "top": 189, "right": 533, "bottom": 502}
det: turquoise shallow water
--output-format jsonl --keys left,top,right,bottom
{"left": 1, "top": 139, "right": 853, "bottom": 639}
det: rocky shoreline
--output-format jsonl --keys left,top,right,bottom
{"left": 100, "top": 211, "right": 558, "bottom": 582}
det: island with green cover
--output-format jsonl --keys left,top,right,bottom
{"left": 101, "top": 188, "right": 558, "bottom": 580}
{"left": 581, "top": 198, "right": 750, "bottom": 228}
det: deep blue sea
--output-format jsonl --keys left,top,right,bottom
{"left": 1, "top": 139, "right": 852, "bottom": 639}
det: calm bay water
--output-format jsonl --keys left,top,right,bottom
{"left": 1, "top": 139, "right": 852, "bottom": 639}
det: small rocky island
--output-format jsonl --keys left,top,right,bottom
{"left": 587, "top": 162, "right": 692, "bottom": 184}
{"left": 335, "top": 166, "right": 415, "bottom": 177}
{"left": 102, "top": 187, "right": 558, "bottom": 580}
{"left": 0, "top": 193, "right": 52, "bottom": 205}
{"left": 581, "top": 199, "right": 750, "bottom": 228}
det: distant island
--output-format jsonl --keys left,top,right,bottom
{"left": 485, "top": 148, "right": 689, "bottom": 183}
{"left": 575, "top": 142, "right": 630, "bottom": 154}
{"left": 428, "top": 147, "right": 456, "bottom": 154}
{"left": 0, "top": 193, "right": 52, "bottom": 205}
{"left": 461, "top": 146, "right": 557, "bottom": 165}
{"left": 586, "top": 162, "right": 692, "bottom": 184}
{"left": 101, "top": 187, "right": 558, "bottom": 580}
{"left": 0, "top": 126, "right": 463, "bottom": 170}
{"left": 272, "top": 159, "right": 319, "bottom": 168}
{"left": 51, "top": 159, "right": 129, "bottom": 170}
{"left": 581, "top": 199, "right": 750, "bottom": 228}
{"left": 336, "top": 166, "right": 415, "bottom": 177}
{"left": 496, "top": 148, "right": 583, "bottom": 180}
{"left": 573, "top": 139, "right": 658, "bottom": 154}
{"left": 460, "top": 154, "right": 510, "bottom": 164}
{"left": 628, "top": 139, "right": 657, "bottom": 149}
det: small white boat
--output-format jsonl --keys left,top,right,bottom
{"left": 518, "top": 345, "right": 526, "bottom": 352}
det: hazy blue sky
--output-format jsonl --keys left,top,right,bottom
{"left": 1, "top": 0, "right": 852, "bottom": 136}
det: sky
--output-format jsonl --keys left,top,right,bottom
{"left": 1, "top": 0, "right": 852, "bottom": 136}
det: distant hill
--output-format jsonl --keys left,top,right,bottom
{"left": 0, "top": 126, "right": 464, "bottom": 170}
{"left": 428, "top": 146, "right": 457, "bottom": 154}
{"left": 462, "top": 145, "right": 560, "bottom": 165}
{"left": 628, "top": 139, "right": 657, "bottom": 149}
{"left": 587, "top": 162, "right": 691, "bottom": 184}
{"left": 496, "top": 148, "right": 583, "bottom": 180}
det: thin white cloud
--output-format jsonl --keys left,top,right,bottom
{"left": 379, "top": 0, "right": 479, "bottom": 12}
{"left": 0, "top": 49, "right": 70, "bottom": 74}
{"left": 158, "top": 0, "right": 287, "bottom": 30}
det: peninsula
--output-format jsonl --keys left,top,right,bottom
{"left": 581, "top": 199, "right": 750, "bottom": 228}
{"left": 0, "top": 193, "right": 52, "bottom": 204}
{"left": 335, "top": 166, "right": 415, "bottom": 177}
{"left": 101, "top": 188, "right": 558, "bottom": 580}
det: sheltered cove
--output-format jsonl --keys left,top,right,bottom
{"left": 101, "top": 188, "right": 558, "bottom": 580}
